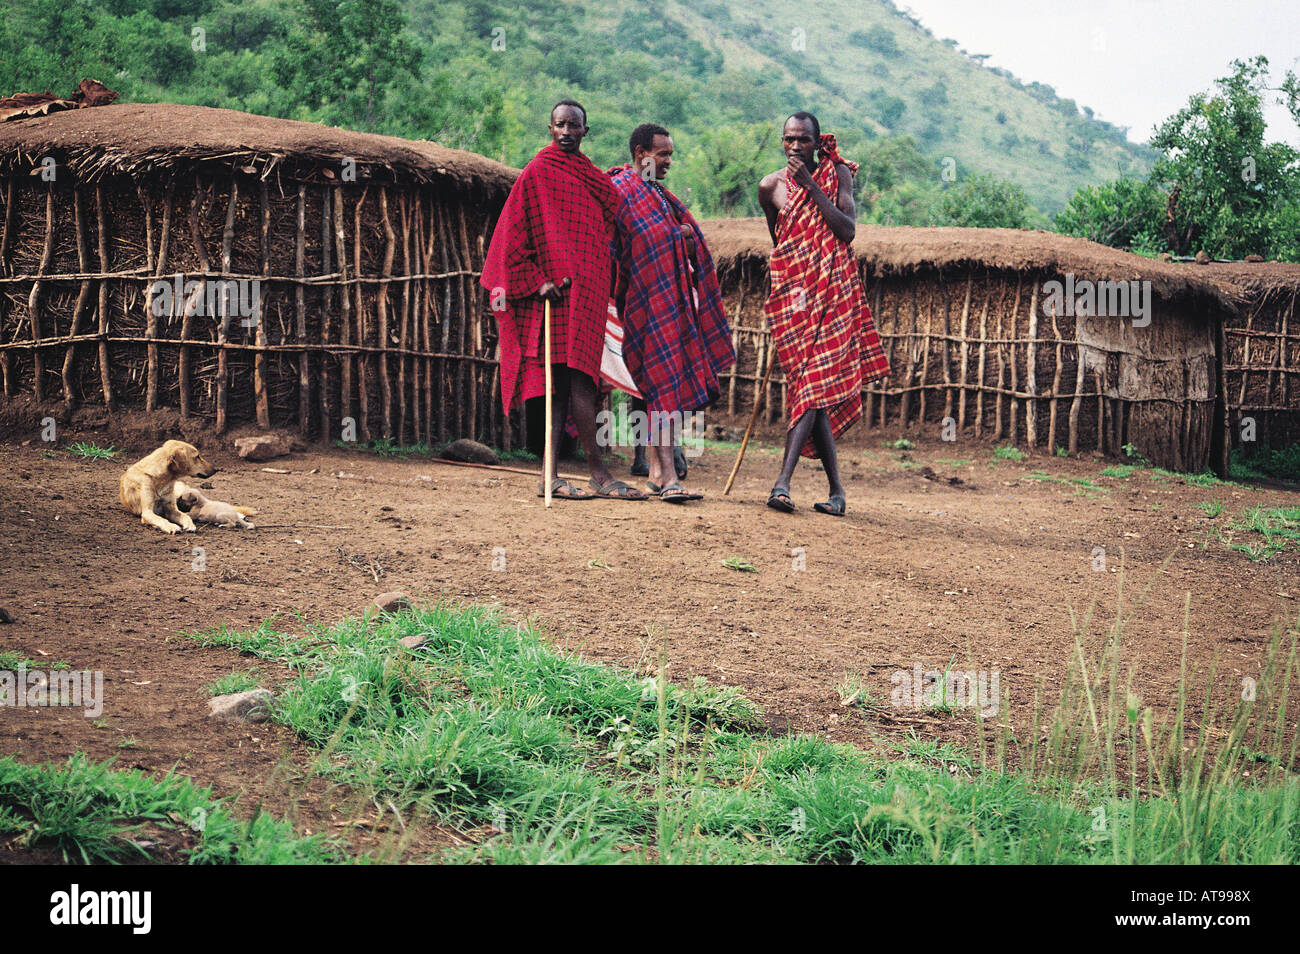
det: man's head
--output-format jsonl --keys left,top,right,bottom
{"left": 629, "top": 123, "right": 673, "bottom": 181}
{"left": 549, "top": 100, "right": 589, "bottom": 153}
{"left": 782, "top": 111, "right": 820, "bottom": 167}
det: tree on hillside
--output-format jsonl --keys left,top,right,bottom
{"left": 272, "top": 0, "right": 422, "bottom": 133}
{"left": 674, "top": 123, "right": 772, "bottom": 218}
{"left": 1053, "top": 177, "right": 1165, "bottom": 253}
{"left": 1150, "top": 56, "right": 1300, "bottom": 258}
{"left": 933, "top": 173, "right": 1034, "bottom": 229}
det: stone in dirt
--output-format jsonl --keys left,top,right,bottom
{"left": 370, "top": 591, "right": 413, "bottom": 616}
{"left": 397, "top": 633, "right": 427, "bottom": 650}
{"left": 234, "top": 432, "right": 296, "bottom": 461}
{"left": 207, "top": 689, "right": 274, "bottom": 723}
{"left": 440, "top": 439, "right": 499, "bottom": 466}
{"left": 0, "top": 607, "right": 12, "bottom": 624}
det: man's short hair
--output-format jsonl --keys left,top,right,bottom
{"left": 551, "top": 99, "right": 588, "bottom": 125}
{"left": 785, "top": 111, "right": 821, "bottom": 140}
{"left": 629, "top": 123, "right": 670, "bottom": 158}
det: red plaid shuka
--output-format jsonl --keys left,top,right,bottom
{"left": 482, "top": 142, "right": 619, "bottom": 414}
{"left": 608, "top": 165, "right": 734, "bottom": 414}
{"left": 764, "top": 133, "right": 889, "bottom": 457}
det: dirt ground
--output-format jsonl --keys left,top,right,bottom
{"left": 1, "top": 422, "right": 1297, "bottom": 855}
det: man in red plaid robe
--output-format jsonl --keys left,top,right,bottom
{"left": 757, "top": 111, "right": 890, "bottom": 517}
{"left": 482, "top": 100, "right": 647, "bottom": 500}
{"left": 609, "top": 123, "right": 734, "bottom": 502}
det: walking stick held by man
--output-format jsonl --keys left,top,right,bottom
{"left": 542, "top": 277, "right": 572, "bottom": 508}
{"left": 724, "top": 342, "right": 778, "bottom": 495}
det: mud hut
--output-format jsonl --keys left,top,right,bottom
{"left": 1197, "top": 262, "right": 1300, "bottom": 450}
{"left": 0, "top": 102, "right": 519, "bottom": 447}
{"left": 701, "top": 219, "right": 1251, "bottom": 474}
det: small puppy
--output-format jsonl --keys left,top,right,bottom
{"left": 120, "top": 439, "right": 216, "bottom": 534}
{"left": 174, "top": 481, "right": 258, "bottom": 529}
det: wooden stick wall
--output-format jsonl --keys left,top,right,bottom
{"left": 0, "top": 172, "right": 517, "bottom": 448}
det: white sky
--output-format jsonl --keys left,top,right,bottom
{"left": 898, "top": 0, "right": 1300, "bottom": 147}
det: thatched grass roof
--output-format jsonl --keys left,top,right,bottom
{"left": 1193, "top": 261, "right": 1300, "bottom": 295}
{"left": 701, "top": 218, "right": 1245, "bottom": 314}
{"left": 0, "top": 102, "right": 517, "bottom": 193}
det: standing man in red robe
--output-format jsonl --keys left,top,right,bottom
{"left": 757, "top": 111, "right": 889, "bottom": 516}
{"left": 482, "top": 100, "right": 648, "bottom": 500}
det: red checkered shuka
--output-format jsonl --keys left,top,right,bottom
{"left": 481, "top": 141, "right": 619, "bottom": 414}
{"left": 763, "top": 133, "right": 889, "bottom": 457}
{"left": 608, "top": 164, "right": 734, "bottom": 414}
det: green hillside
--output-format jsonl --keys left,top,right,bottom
{"left": 3, "top": 0, "right": 1156, "bottom": 217}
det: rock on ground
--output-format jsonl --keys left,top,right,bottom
{"left": 234, "top": 432, "right": 296, "bottom": 461}
{"left": 440, "top": 439, "right": 499, "bottom": 466}
{"left": 207, "top": 689, "right": 274, "bottom": 723}
{"left": 370, "top": 591, "right": 413, "bottom": 616}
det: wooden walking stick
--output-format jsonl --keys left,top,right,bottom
{"left": 724, "top": 339, "right": 779, "bottom": 495}
{"left": 543, "top": 296, "right": 554, "bottom": 507}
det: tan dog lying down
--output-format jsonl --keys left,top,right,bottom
{"left": 174, "top": 481, "right": 258, "bottom": 529}
{"left": 120, "top": 440, "right": 217, "bottom": 534}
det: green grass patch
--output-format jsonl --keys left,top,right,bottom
{"left": 885, "top": 438, "right": 915, "bottom": 450}
{"left": 204, "top": 669, "right": 265, "bottom": 696}
{"left": 721, "top": 557, "right": 758, "bottom": 573}
{"left": 1231, "top": 444, "right": 1300, "bottom": 483}
{"left": 69, "top": 442, "right": 119, "bottom": 460}
{"left": 0, "top": 755, "right": 342, "bottom": 864}
{"left": 1199, "top": 499, "right": 1226, "bottom": 519}
{"left": 992, "top": 445, "right": 1024, "bottom": 461}
{"left": 170, "top": 598, "right": 1300, "bottom": 864}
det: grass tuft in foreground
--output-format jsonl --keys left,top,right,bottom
{"left": 0, "top": 755, "right": 343, "bottom": 864}
{"left": 176, "top": 592, "right": 1299, "bottom": 864}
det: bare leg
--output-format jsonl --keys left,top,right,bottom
{"left": 630, "top": 396, "right": 649, "bottom": 476}
{"left": 809, "top": 409, "right": 846, "bottom": 500}
{"left": 771, "top": 409, "right": 819, "bottom": 500}
{"left": 545, "top": 366, "right": 572, "bottom": 486}
{"left": 647, "top": 410, "right": 676, "bottom": 490}
{"left": 569, "top": 370, "right": 622, "bottom": 489}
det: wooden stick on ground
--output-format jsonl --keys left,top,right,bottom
{"left": 724, "top": 339, "right": 778, "bottom": 495}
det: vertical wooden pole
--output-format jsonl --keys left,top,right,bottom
{"left": 0, "top": 178, "right": 13, "bottom": 396}
{"left": 145, "top": 185, "right": 173, "bottom": 413}
{"left": 397, "top": 191, "right": 412, "bottom": 444}
{"left": 353, "top": 187, "right": 370, "bottom": 442}
{"left": 437, "top": 204, "right": 452, "bottom": 444}
{"left": 29, "top": 183, "right": 56, "bottom": 403}
{"left": 94, "top": 187, "right": 114, "bottom": 409}
{"left": 938, "top": 278, "right": 953, "bottom": 425}
{"left": 1095, "top": 368, "right": 1106, "bottom": 455}
{"left": 180, "top": 180, "right": 208, "bottom": 420}
{"left": 420, "top": 194, "right": 436, "bottom": 448}
{"left": 956, "top": 276, "right": 972, "bottom": 431}
{"left": 320, "top": 189, "right": 335, "bottom": 441}
{"left": 457, "top": 207, "right": 476, "bottom": 441}
{"left": 62, "top": 186, "right": 93, "bottom": 406}
{"left": 216, "top": 178, "right": 238, "bottom": 434}
{"left": 918, "top": 285, "right": 934, "bottom": 425}
{"left": 254, "top": 180, "right": 271, "bottom": 428}
{"left": 974, "top": 278, "right": 991, "bottom": 438}
{"left": 1048, "top": 300, "right": 1064, "bottom": 455}
{"left": 377, "top": 186, "right": 396, "bottom": 440}
{"left": 1025, "top": 279, "right": 1039, "bottom": 449}
{"left": 296, "top": 184, "right": 309, "bottom": 437}
{"left": 1068, "top": 330, "right": 1085, "bottom": 457}
{"left": 335, "top": 187, "right": 353, "bottom": 438}
{"left": 1008, "top": 277, "right": 1023, "bottom": 443}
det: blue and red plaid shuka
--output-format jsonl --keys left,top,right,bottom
{"left": 608, "top": 165, "right": 734, "bottom": 415}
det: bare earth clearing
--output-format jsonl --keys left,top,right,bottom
{"left": 1, "top": 429, "right": 1296, "bottom": 854}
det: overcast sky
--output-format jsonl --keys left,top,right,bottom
{"left": 897, "top": 0, "right": 1300, "bottom": 147}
